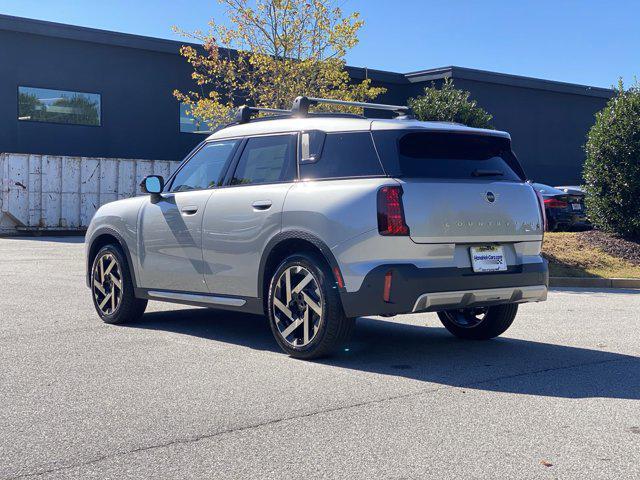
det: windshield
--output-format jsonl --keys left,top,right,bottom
{"left": 372, "top": 130, "right": 526, "bottom": 181}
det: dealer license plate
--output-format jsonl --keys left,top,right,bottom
{"left": 470, "top": 245, "right": 507, "bottom": 273}
{"left": 572, "top": 203, "right": 582, "bottom": 210}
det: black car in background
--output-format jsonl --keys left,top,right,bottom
{"left": 555, "top": 185, "right": 586, "bottom": 196}
{"left": 531, "top": 183, "right": 591, "bottom": 231}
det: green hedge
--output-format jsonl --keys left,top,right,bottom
{"left": 408, "top": 78, "right": 493, "bottom": 129}
{"left": 583, "top": 80, "right": 640, "bottom": 239}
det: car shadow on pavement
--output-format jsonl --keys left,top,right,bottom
{"left": 131, "top": 308, "right": 640, "bottom": 400}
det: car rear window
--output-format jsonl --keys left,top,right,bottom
{"left": 299, "top": 132, "right": 384, "bottom": 180}
{"left": 372, "top": 130, "right": 526, "bottom": 181}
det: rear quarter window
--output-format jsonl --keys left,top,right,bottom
{"left": 299, "top": 132, "right": 384, "bottom": 180}
{"left": 372, "top": 130, "right": 525, "bottom": 181}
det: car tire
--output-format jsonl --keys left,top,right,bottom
{"left": 437, "top": 303, "right": 518, "bottom": 340}
{"left": 267, "top": 252, "right": 354, "bottom": 359}
{"left": 90, "top": 244, "right": 147, "bottom": 325}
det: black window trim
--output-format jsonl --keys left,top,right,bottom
{"left": 220, "top": 131, "right": 299, "bottom": 189}
{"left": 17, "top": 84, "right": 103, "bottom": 128}
{"left": 296, "top": 174, "right": 388, "bottom": 184}
{"left": 298, "top": 130, "right": 327, "bottom": 165}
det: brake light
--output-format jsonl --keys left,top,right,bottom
{"left": 377, "top": 186, "right": 409, "bottom": 236}
{"left": 544, "top": 198, "right": 568, "bottom": 209}
{"left": 534, "top": 189, "right": 548, "bottom": 232}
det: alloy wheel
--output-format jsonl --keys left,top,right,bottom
{"left": 92, "top": 252, "right": 123, "bottom": 315}
{"left": 272, "top": 266, "right": 323, "bottom": 347}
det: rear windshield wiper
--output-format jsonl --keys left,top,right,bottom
{"left": 471, "top": 169, "right": 504, "bottom": 177}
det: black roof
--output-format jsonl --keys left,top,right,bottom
{"left": 405, "top": 66, "right": 614, "bottom": 99}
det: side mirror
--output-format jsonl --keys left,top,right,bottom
{"left": 140, "top": 175, "right": 164, "bottom": 195}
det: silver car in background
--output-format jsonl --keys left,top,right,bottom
{"left": 85, "top": 97, "right": 548, "bottom": 359}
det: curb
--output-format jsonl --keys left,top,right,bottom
{"left": 550, "top": 277, "right": 640, "bottom": 289}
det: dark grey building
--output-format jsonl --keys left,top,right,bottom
{"left": 0, "top": 14, "right": 614, "bottom": 185}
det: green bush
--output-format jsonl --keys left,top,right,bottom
{"left": 583, "top": 80, "right": 640, "bottom": 239}
{"left": 408, "top": 78, "right": 493, "bottom": 129}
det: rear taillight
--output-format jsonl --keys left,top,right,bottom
{"left": 534, "top": 189, "right": 548, "bottom": 232}
{"left": 544, "top": 198, "right": 568, "bottom": 209}
{"left": 377, "top": 186, "right": 409, "bottom": 236}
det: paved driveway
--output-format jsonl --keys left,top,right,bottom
{"left": 1, "top": 236, "right": 639, "bottom": 479}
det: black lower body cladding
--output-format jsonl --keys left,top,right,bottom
{"left": 339, "top": 261, "right": 549, "bottom": 318}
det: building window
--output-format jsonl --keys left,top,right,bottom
{"left": 180, "top": 102, "right": 210, "bottom": 134}
{"left": 18, "top": 86, "right": 101, "bottom": 126}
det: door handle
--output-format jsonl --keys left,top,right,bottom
{"left": 252, "top": 200, "right": 272, "bottom": 210}
{"left": 180, "top": 206, "right": 198, "bottom": 215}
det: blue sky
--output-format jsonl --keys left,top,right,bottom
{"left": 1, "top": 0, "right": 637, "bottom": 89}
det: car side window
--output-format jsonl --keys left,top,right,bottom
{"left": 299, "top": 132, "right": 384, "bottom": 180}
{"left": 230, "top": 134, "right": 296, "bottom": 186}
{"left": 170, "top": 140, "right": 239, "bottom": 192}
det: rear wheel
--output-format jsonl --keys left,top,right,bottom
{"left": 267, "top": 252, "right": 354, "bottom": 359}
{"left": 437, "top": 303, "right": 518, "bottom": 340}
{"left": 91, "top": 244, "right": 147, "bottom": 324}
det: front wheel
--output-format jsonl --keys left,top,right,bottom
{"left": 437, "top": 303, "right": 518, "bottom": 340}
{"left": 91, "top": 244, "right": 147, "bottom": 324}
{"left": 267, "top": 253, "right": 355, "bottom": 359}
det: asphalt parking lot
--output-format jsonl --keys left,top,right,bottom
{"left": 1, "top": 236, "right": 639, "bottom": 479}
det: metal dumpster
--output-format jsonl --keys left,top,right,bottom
{"left": 0, "top": 153, "right": 178, "bottom": 234}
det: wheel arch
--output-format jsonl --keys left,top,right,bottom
{"left": 258, "top": 231, "right": 342, "bottom": 315}
{"left": 86, "top": 228, "right": 137, "bottom": 288}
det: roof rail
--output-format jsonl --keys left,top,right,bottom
{"left": 291, "top": 96, "right": 412, "bottom": 118}
{"left": 233, "top": 97, "right": 412, "bottom": 124}
{"left": 235, "top": 105, "right": 291, "bottom": 124}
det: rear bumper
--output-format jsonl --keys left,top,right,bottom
{"left": 412, "top": 285, "right": 547, "bottom": 312}
{"left": 547, "top": 209, "right": 591, "bottom": 229}
{"left": 339, "top": 261, "right": 548, "bottom": 317}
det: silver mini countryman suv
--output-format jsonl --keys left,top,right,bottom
{"left": 86, "top": 96, "right": 548, "bottom": 359}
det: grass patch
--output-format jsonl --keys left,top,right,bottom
{"left": 542, "top": 232, "right": 640, "bottom": 278}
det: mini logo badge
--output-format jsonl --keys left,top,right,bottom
{"left": 485, "top": 191, "right": 497, "bottom": 203}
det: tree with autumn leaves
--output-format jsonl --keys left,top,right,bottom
{"left": 174, "top": 0, "right": 386, "bottom": 128}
